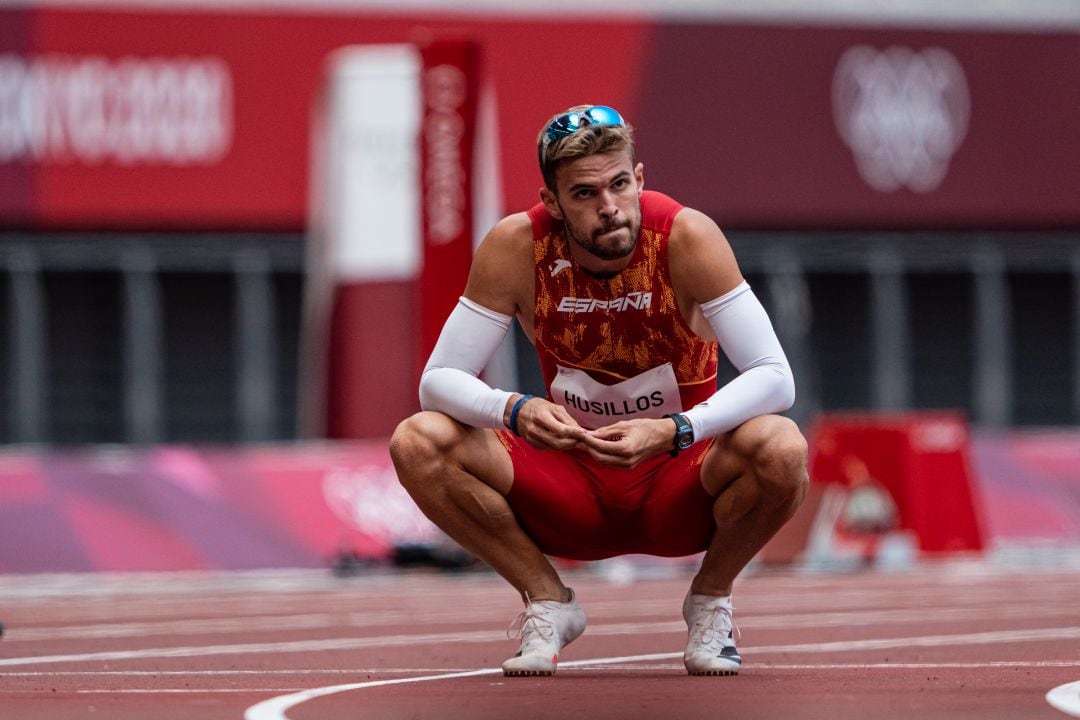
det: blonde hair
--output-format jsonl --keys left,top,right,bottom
{"left": 537, "top": 106, "right": 636, "bottom": 190}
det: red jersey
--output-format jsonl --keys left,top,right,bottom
{"left": 527, "top": 190, "right": 718, "bottom": 429}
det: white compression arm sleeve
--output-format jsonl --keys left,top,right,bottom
{"left": 418, "top": 297, "right": 515, "bottom": 429}
{"left": 682, "top": 281, "right": 795, "bottom": 440}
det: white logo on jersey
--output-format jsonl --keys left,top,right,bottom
{"left": 549, "top": 259, "right": 572, "bottom": 277}
{"left": 557, "top": 292, "right": 653, "bottom": 313}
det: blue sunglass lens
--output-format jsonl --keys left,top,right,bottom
{"left": 546, "top": 112, "right": 582, "bottom": 141}
{"left": 545, "top": 105, "right": 624, "bottom": 142}
{"left": 583, "top": 106, "right": 623, "bottom": 126}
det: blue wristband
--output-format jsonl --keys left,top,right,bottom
{"left": 508, "top": 394, "right": 535, "bottom": 437}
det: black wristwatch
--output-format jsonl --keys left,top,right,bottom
{"left": 663, "top": 413, "right": 694, "bottom": 457}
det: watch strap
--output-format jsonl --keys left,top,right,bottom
{"left": 662, "top": 412, "right": 693, "bottom": 458}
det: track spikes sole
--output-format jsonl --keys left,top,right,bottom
{"left": 503, "top": 669, "right": 555, "bottom": 677}
{"left": 688, "top": 669, "right": 738, "bottom": 676}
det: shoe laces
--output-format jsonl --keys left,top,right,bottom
{"left": 691, "top": 600, "right": 740, "bottom": 648}
{"left": 507, "top": 600, "right": 557, "bottom": 652}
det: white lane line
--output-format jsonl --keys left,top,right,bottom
{"left": 1048, "top": 681, "right": 1080, "bottom": 718}
{"left": 0, "top": 630, "right": 516, "bottom": 668}
{"left": 243, "top": 652, "right": 679, "bottom": 720}
{"left": 14, "top": 659, "right": 1073, "bottom": 699}
{"left": 2, "top": 609, "right": 514, "bottom": 642}
{"left": 244, "top": 667, "right": 504, "bottom": 719}
{"left": 572, "top": 661, "right": 1080, "bottom": 670}
{"left": 760, "top": 661, "right": 1080, "bottom": 669}
{"left": 5, "top": 624, "right": 1080, "bottom": 669}
{"left": 241, "top": 629, "right": 1080, "bottom": 720}
{"left": 17, "top": 660, "right": 1080, "bottom": 678}
{"left": 9, "top": 602, "right": 1080, "bottom": 643}
{"left": 1, "top": 669, "right": 473, "bottom": 676}
{"left": 6, "top": 614, "right": 346, "bottom": 641}
{"left": 740, "top": 626, "right": 1080, "bottom": 655}
{"left": 34, "top": 660, "right": 1080, "bottom": 694}
{"left": 77, "top": 688, "right": 307, "bottom": 694}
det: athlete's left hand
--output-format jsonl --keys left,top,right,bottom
{"left": 578, "top": 418, "right": 674, "bottom": 468}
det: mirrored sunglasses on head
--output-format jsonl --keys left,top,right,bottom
{"left": 539, "top": 105, "right": 625, "bottom": 170}
{"left": 544, "top": 105, "right": 625, "bottom": 143}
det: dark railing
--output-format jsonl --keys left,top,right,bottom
{"left": 2, "top": 232, "right": 1078, "bottom": 444}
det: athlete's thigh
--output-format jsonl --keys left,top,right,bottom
{"left": 699, "top": 414, "right": 800, "bottom": 495}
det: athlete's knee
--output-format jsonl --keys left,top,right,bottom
{"left": 391, "top": 413, "right": 514, "bottom": 525}
{"left": 389, "top": 411, "right": 462, "bottom": 477}
{"left": 748, "top": 416, "right": 809, "bottom": 506}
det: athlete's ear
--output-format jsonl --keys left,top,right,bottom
{"left": 539, "top": 186, "right": 563, "bottom": 220}
{"left": 635, "top": 162, "right": 645, "bottom": 195}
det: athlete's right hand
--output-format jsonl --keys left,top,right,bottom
{"left": 512, "top": 396, "right": 587, "bottom": 451}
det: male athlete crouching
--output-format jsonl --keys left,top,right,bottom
{"left": 390, "top": 105, "right": 808, "bottom": 677}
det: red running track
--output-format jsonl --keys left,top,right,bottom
{"left": 1, "top": 561, "right": 1079, "bottom": 720}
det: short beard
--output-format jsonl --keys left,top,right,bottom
{"left": 559, "top": 206, "right": 639, "bottom": 262}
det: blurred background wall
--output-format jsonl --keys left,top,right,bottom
{"left": 1, "top": 0, "right": 1078, "bottom": 571}
{"left": 3, "top": 0, "right": 1079, "bottom": 444}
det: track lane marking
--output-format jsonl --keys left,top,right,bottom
{"left": 0, "top": 630, "right": 531, "bottom": 668}
{"left": 2, "top": 669, "right": 476, "bottom": 676}
{"left": 77, "top": 688, "right": 307, "bottom": 694}
{"left": 1048, "top": 681, "right": 1080, "bottom": 717}
{"left": 243, "top": 653, "right": 679, "bottom": 720}
{"left": 8, "top": 602, "right": 1080, "bottom": 642}
{"left": 9, "top": 660, "right": 1080, "bottom": 678}
{"left": 4, "top": 624, "right": 1080, "bottom": 668}
{"left": 244, "top": 667, "right": 502, "bottom": 718}
{"left": 26, "top": 661, "right": 1078, "bottom": 695}
{"left": 241, "top": 628, "right": 1080, "bottom": 720}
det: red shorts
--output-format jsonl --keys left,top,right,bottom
{"left": 495, "top": 430, "right": 717, "bottom": 561}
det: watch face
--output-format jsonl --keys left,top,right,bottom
{"left": 666, "top": 413, "right": 694, "bottom": 453}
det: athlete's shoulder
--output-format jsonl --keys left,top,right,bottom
{"left": 667, "top": 205, "right": 742, "bottom": 303}
{"left": 482, "top": 211, "right": 534, "bottom": 249}
{"left": 474, "top": 212, "right": 534, "bottom": 275}
{"left": 472, "top": 213, "right": 533, "bottom": 289}
{"left": 466, "top": 212, "right": 534, "bottom": 314}
{"left": 640, "top": 190, "right": 685, "bottom": 234}
{"left": 670, "top": 205, "right": 722, "bottom": 240}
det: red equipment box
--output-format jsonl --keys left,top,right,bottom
{"left": 809, "top": 411, "right": 986, "bottom": 554}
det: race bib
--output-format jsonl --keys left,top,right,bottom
{"left": 550, "top": 363, "right": 683, "bottom": 429}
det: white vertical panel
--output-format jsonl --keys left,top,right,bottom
{"left": 323, "top": 44, "right": 421, "bottom": 282}
{"left": 300, "top": 44, "right": 422, "bottom": 437}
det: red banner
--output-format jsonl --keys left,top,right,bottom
{"left": 1, "top": 7, "right": 1078, "bottom": 230}
{"left": 418, "top": 41, "right": 480, "bottom": 375}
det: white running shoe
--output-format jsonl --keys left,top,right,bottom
{"left": 682, "top": 591, "right": 741, "bottom": 676}
{"left": 502, "top": 588, "right": 587, "bottom": 677}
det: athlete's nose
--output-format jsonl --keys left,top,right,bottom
{"left": 597, "top": 190, "right": 619, "bottom": 221}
